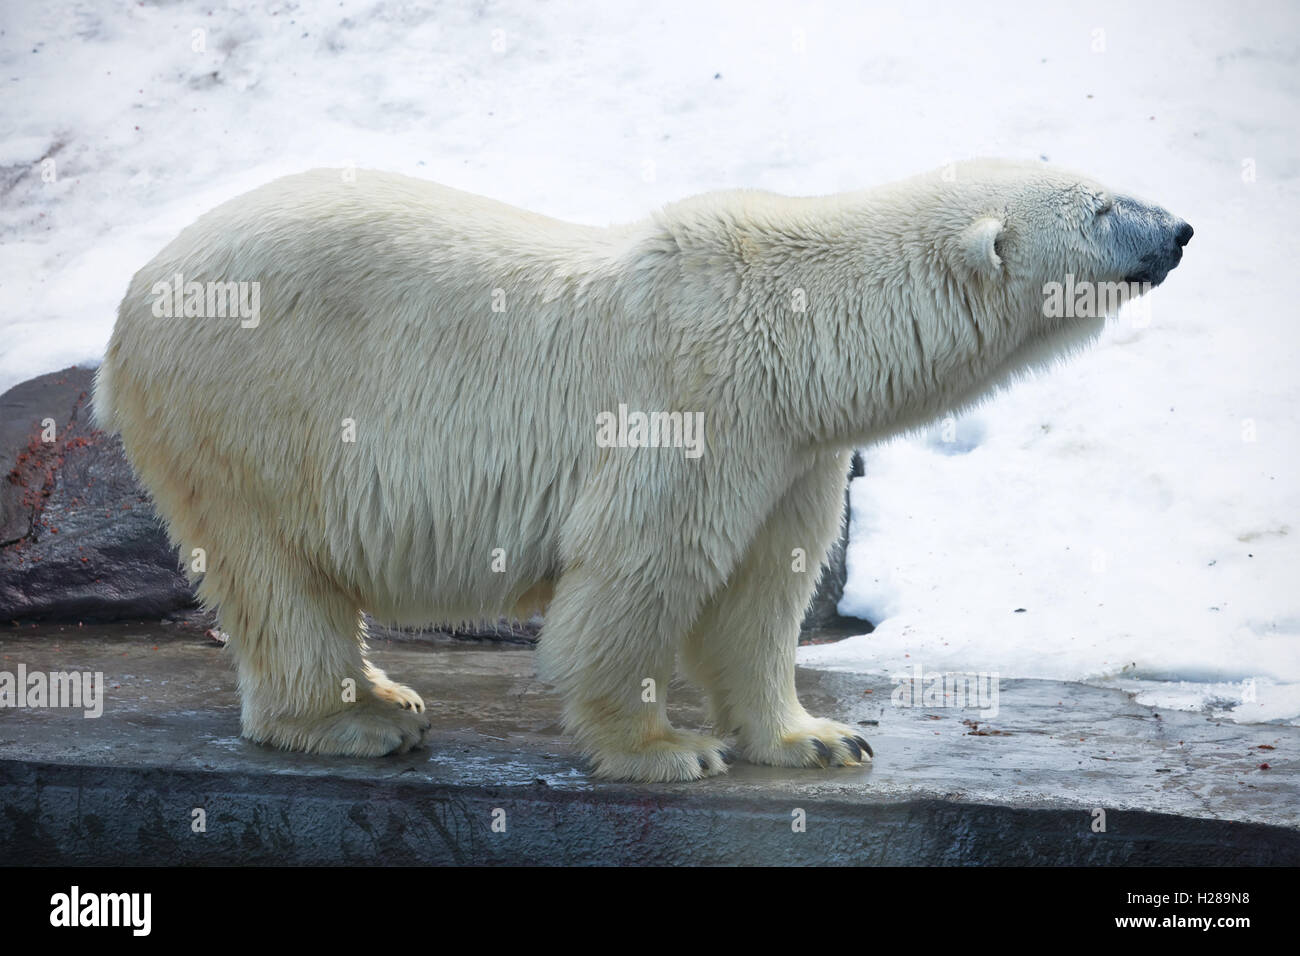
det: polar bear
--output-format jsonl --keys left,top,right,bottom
{"left": 96, "top": 160, "right": 1191, "bottom": 782}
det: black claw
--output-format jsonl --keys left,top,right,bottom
{"left": 855, "top": 736, "right": 874, "bottom": 759}
{"left": 699, "top": 755, "right": 710, "bottom": 771}
{"left": 720, "top": 749, "right": 736, "bottom": 765}
{"left": 842, "top": 736, "right": 862, "bottom": 761}
{"left": 810, "top": 738, "right": 832, "bottom": 764}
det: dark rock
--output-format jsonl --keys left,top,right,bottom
{"left": 801, "top": 451, "right": 873, "bottom": 637}
{"left": 0, "top": 366, "right": 195, "bottom": 623}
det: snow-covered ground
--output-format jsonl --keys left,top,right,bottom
{"left": 3, "top": 1, "right": 1297, "bottom": 723}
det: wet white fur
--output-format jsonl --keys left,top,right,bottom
{"left": 96, "top": 160, "right": 1148, "bottom": 780}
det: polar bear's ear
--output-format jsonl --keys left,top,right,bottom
{"left": 959, "top": 217, "right": 1004, "bottom": 278}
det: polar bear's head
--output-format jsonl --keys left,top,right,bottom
{"left": 942, "top": 159, "right": 1192, "bottom": 293}
{"left": 884, "top": 159, "right": 1194, "bottom": 420}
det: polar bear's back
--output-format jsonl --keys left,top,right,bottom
{"left": 146, "top": 168, "right": 610, "bottom": 298}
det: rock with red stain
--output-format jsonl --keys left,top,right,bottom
{"left": 0, "top": 366, "right": 196, "bottom": 623}
{"left": 1, "top": 367, "right": 93, "bottom": 544}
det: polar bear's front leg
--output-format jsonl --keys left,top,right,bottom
{"left": 682, "top": 451, "right": 872, "bottom": 769}
{"left": 538, "top": 564, "right": 731, "bottom": 782}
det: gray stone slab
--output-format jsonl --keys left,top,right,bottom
{"left": 0, "top": 624, "right": 1295, "bottom": 864}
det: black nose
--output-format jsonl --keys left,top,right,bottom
{"left": 1175, "top": 221, "right": 1194, "bottom": 247}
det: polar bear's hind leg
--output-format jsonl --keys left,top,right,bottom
{"left": 205, "top": 549, "right": 431, "bottom": 757}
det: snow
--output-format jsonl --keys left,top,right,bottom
{"left": 2, "top": 1, "right": 1296, "bottom": 722}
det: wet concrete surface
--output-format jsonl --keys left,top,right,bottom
{"left": 0, "top": 621, "right": 1296, "bottom": 865}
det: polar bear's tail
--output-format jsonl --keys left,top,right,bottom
{"left": 92, "top": 352, "right": 119, "bottom": 434}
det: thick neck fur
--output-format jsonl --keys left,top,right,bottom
{"left": 637, "top": 188, "right": 1033, "bottom": 452}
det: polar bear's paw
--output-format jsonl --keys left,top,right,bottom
{"left": 362, "top": 662, "right": 425, "bottom": 712}
{"left": 249, "top": 699, "right": 432, "bottom": 757}
{"left": 744, "top": 717, "right": 873, "bottom": 770}
{"left": 368, "top": 673, "right": 426, "bottom": 712}
{"left": 587, "top": 730, "right": 734, "bottom": 782}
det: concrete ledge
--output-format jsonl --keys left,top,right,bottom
{"left": 5, "top": 760, "right": 1298, "bottom": 865}
{"left": 1, "top": 624, "right": 1296, "bottom": 865}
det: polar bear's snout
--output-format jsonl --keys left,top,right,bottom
{"left": 1113, "top": 195, "right": 1193, "bottom": 287}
